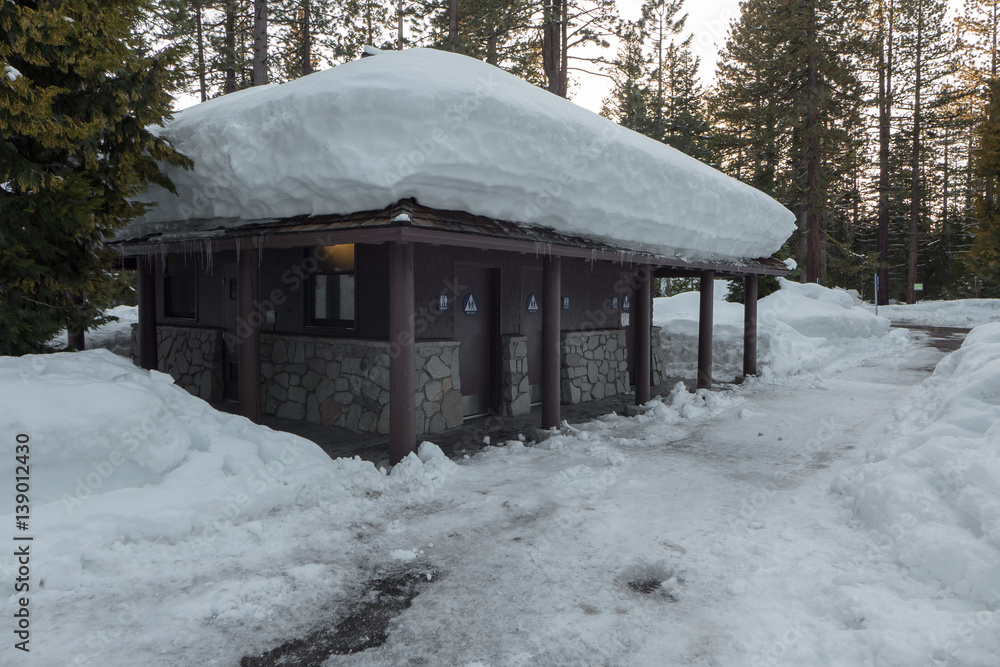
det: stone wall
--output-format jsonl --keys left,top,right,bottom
{"left": 130, "top": 324, "right": 224, "bottom": 402}
{"left": 651, "top": 326, "right": 669, "bottom": 386}
{"left": 259, "top": 335, "right": 463, "bottom": 436}
{"left": 560, "top": 329, "right": 629, "bottom": 404}
{"left": 501, "top": 334, "right": 530, "bottom": 417}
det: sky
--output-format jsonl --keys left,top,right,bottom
{"left": 571, "top": 0, "right": 742, "bottom": 113}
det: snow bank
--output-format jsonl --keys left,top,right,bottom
{"left": 0, "top": 350, "right": 454, "bottom": 592}
{"left": 835, "top": 323, "right": 1000, "bottom": 606}
{"left": 52, "top": 304, "right": 137, "bottom": 355}
{"left": 133, "top": 48, "right": 794, "bottom": 262}
{"left": 871, "top": 298, "right": 1000, "bottom": 328}
{"left": 654, "top": 278, "right": 906, "bottom": 380}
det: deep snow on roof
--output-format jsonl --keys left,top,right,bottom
{"left": 133, "top": 47, "right": 795, "bottom": 263}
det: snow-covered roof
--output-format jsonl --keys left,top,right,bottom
{"left": 132, "top": 47, "right": 795, "bottom": 263}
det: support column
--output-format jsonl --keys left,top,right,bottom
{"left": 697, "top": 269, "right": 715, "bottom": 389}
{"left": 743, "top": 274, "right": 758, "bottom": 377}
{"left": 137, "top": 255, "right": 158, "bottom": 371}
{"left": 237, "top": 246, "right": 261, "bottom": 423}
{"left": 542, "top": 255, "right": 561, "bottom": 429}
{"left": 389, "top": 241, "right": 416, "bottom": 464}
{"left": 634, "top": 265, "right": 652, "bottom": 405}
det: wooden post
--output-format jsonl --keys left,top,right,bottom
{"left": 389, "top": 241, "right": 416, "bottom": 464}
{"left": 238, "top": 246, "right": 262, "bottom": 422}
{"left": 137, "top": 255, "right": 158, "bottom": 371}
{"left": 635, "top": 265, "right": 652, "bottom": 405}
{"left": 697, "top": 270, "right": 715, "bottom": 389}
{"left": 542, "top": 255, "right": 561, "bottom": 429}
{"left": 743, "top": 275, "right": 758, "bottom": 377}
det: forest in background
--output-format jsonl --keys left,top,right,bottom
{"left": 147, "top": 0, "right": 1000, "bottom": 302}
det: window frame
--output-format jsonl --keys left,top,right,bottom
{"left": 305, "top": 246, "right": 357, "bottom": 331}
{"left": 163, "top": 254, "right": 198, "bottom": 321}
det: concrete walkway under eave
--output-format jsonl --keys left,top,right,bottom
{"left": 252, "top": 379, "right": 710, "bottom": 467}
{"left": 254, "top": 325, "right": 973, "bottom": 468}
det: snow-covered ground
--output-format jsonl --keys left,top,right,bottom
{"left": 866, "top": 298, "right": 1000, "bottom": 328}
{"left": 4, "top": 289, "right": 1000, "bottom": 665}
{"left": 655, "top": 278, "right": 910, "bottom": 380}
{"left": 51, "top": 305, "right": 137, "bottom": 355}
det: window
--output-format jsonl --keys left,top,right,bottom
{"left": 164, "top": 254, "right": 197, "bottom": 319}
{"left": 308, "top": 244, "right": 356, "bottom": 328}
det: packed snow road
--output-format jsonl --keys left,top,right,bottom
{"left": 280, "top": 331, "right": 996, "bottom": 667}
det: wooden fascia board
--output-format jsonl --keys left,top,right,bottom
{"left": 118, "top": 224, "right": 786, "bottom": 276}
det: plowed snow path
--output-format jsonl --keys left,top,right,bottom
{"left": 312, "top": 335, "right": 998, "bottom": 666}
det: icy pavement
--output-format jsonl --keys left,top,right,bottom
{"left": 263, "top": 335, "right": 996, "bottom": 666}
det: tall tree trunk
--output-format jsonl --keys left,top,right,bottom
{"left": 67, "top": 292, "right": 85, "bottom": 350}
{"left": 449, "top": 0, "right": 458, "bottom": 51}
{"left": 804, "top": 0, "right": 823, "bottom": 283}
{"left": 196, "top": 2, "right": 207, "bottom": 101}
{"left": 397, "top": 0, "right": 404, "bottom": 49}
{"left": 302, "top": 0, "right": 312, "bottom": 75}
{"left": 907, "top": 4, "right": 923, "bottom": 304}
{"left": 487, "top": 34, "right": 498, "bottom": 65}
{"left": 656, "top": 15, "right": 664, "bottom": 138}
{"left": 943, "top": 133, "right": 952, "bottom": 287}
{"left": 542, "top": 0, "right": 560, "bottom": 94}
{"left": 877, "top": 0, "right": 893, "bottom": 305}
{"left": 559, "top": 0, "right": 568, "bottom": 97}
{"left": 253, "top": 0, "right": 268, "bottom": 85}
{"left": 224, "top": 1, "right": 237, "bottom": 94}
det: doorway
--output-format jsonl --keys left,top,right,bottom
{"left": 520, "top": 267, "right": 543, "bottom": 405}
{"left": 222, "top": 263, "right": 239, "bottom": 402}
{"left": 455, "top": 265, "right": 499, "bottom": 418}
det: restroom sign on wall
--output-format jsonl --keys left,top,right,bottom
{"left": 463, "top": 293, "right": 478, "bottom": 316}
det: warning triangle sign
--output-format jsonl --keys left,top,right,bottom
{"left": 526, "top": 294, "right": 538, "bottom": 313}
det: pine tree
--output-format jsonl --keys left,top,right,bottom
{"left": 641, "top": 0, "right": 710, "bottom": 161}
{"left": 712, "top": 0, "right": 867, "bottom": 284}
{"left": 0, "top": 0, "right": 190, "bottom": 355}
{"left": 970, "top": 78, "right": 1000, "bottom": 293}
{"left": 600, "top": 20, "right": 653, "bottom": 133}
{"left": 896, "top": 0, "right": 954, "bottom": 302}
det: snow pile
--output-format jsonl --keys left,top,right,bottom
{"left": 835, "top": 322, "right": 1000, "bottom": 606}
{"left": 0, "top": 350, "right": 454, "bottom": 596}
{"left": 52, "top": 304, "right": 137, "bottom": 355}
{"left": 871, "top": 298, "right": 1000, "bottom": 328}
{"left": 132, "top": 48, "right": 794, "bottom": 262}
{"left": 654, "top": 278, "right": 906, "bottom": 380}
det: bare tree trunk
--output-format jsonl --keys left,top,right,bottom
{"left": 542, "top": 0, "right": 559, "bottom": 94}
{"left": 67, "top": 292, "right": 85, "bottom": 351}
{"left": 656, "top": 14, "right": 664, "bottom": 137}
{"left": 397, "top": 0, "right": 404, "bottom": 49}
{"left": 877, "top": 0, "right": 893, "bottom": 305}
{"left": 302, "top": 0, "right": 313, "bottom": 75}
{"left": 449, "top": 0, "right": 458, "bottom": 51}
{"left": 907, "top": 4, "right": 923, "bottom": 304}
{"left": 253, "top": 0, "right": 268, "bottom": 86}
{"left": 487, "top": 34, "right": 498, "bottom": 65}
{"left": 559, "top": 0, "right": 568, "bottom": 97}
{"left": 224, "top": 1, "right": 237, "bottom": 94}
{"left": 804, "top": 0, "right": 823, "bottom": 283}
{"left": 943, "top": 133, "right": 952, "bottom": 287}
{"left": 196, "top": 1, "right": 207, "bottom": 101}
